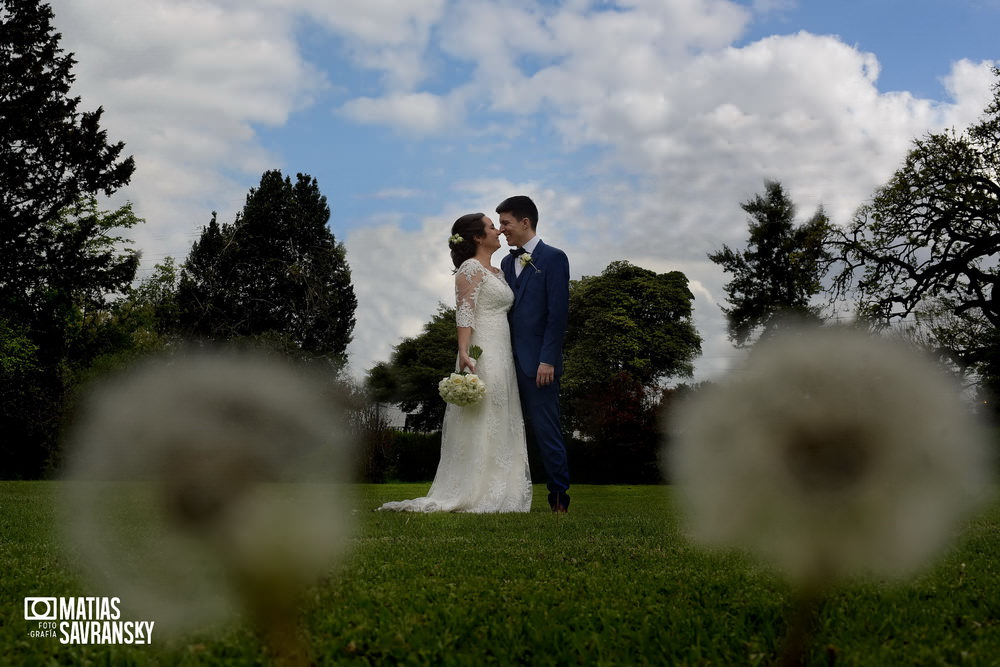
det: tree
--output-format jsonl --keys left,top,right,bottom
{"left": 829, "top": 67, "right": 1000, "bottom": 392}
{"left": 1, "top": 0, "right": 135, "bottom": 315}
{"left": 122, "top": 257, "right": 181, "bottom": 345}
{"left": 894, "top": 298, "right": 999, "bottom": 409}
{"left": 367, "top": 305, "right": 458, "bottom": 433}
{"left": 0, "top": 197, "right": 141, "bottom": 477}
{"left": 562, "top": 260, "right": 701, "bottom": 477}
{"left": 564, "top": 261, "right": 701, "bottom": 393}
{"left": 176, "top": 170, "right": 357, "bottom": 365}
{"left": 81, "top": 257, "right": 181, "bottom": 370}
{"left": 709, "top": 180, "right": 832, "bottom": 347}
{"left": 24, "top": 196, "right": 140, "bottom": 328}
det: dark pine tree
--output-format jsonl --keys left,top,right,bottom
{"left": 1, "top": 0, "right": 135, "bottom": 318}
{"left": 177, "top": 170, "right": 357, "bottom": 365}
{"left": 709, "top": 180, "right": 831, "bottom": 348}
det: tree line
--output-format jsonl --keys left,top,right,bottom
{"left": 4, "top": 1, "right": 999, "bottom": 480}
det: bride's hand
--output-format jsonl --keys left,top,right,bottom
{"left": 459, "top": 351, "right": 476, "bottom": 373}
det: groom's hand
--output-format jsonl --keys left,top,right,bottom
{"left": 536, "top": 363, "right": 555, "bottom": 388}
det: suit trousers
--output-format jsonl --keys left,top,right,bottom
{"left": 515, "top": 365, "right": 570, "bottom": 494}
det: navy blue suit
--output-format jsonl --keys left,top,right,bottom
{"left": 501, "top": 240, "right": 570, "bottom": 501}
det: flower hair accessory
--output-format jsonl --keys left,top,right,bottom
{"left": 449, "top": 233, "right": 464, "bottom": 246}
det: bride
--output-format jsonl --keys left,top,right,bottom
{"left": 378, "top": 213, "right": 532, "bottom": 513}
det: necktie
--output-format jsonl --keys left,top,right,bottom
{"left": 509, "top": 248, "right": 527, "bottom": 257}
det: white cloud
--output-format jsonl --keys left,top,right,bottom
{"left": 367, "top": 188, "right": 424, "bottom": 200}
{"left": 289, "top": 0, "right": 447, "bottom": 90}
{"left": 402, "top": 7, "right": 993, "bottom": 382}
{"left": 942, "top": 58, "right": 999, "bottom": 128}
{"left": 41, "top": 0, "right": 998, "bottom": 384}
{"left": 339, "top": 92, "right": 462, "bottom": 134}
{"left": 49, "top": 0, "right": 324, "bottom": 270}
{"left": 345, "top": 220, "right": 453, "bottom": 375}
{"left": 290, "top": 0, "right": 445, "bottom": 45}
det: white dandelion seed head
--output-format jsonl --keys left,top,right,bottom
{"left": 669, "top": 327, "right": 993, "bottom": 584}
{"left": 60, "top": 349, "right": 356, "bottom": 635}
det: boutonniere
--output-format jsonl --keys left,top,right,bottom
{"left": 519, "top": 252, "right": 541, "bottom": 273}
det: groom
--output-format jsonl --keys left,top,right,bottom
{"left": 497, "top": 195, "right": 571, "bottom": 513}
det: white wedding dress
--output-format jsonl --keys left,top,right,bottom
{"left": 378, "top": 258, "right": 532, "bottom": 513}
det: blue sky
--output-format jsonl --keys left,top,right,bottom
{"left": 737, "top": 0, "right": 999, "bottom": 97}
{"left": 49, "top": 0, "right": 998, "bottom": 381}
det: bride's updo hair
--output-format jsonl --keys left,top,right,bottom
{"left": 449, "top": 213, "right": 487, "bottom": 268}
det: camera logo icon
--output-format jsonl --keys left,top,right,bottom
{"left": 24, "top": 597, "right": 58, "bottom": 621}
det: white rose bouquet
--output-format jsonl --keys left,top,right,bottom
{"left": 438, "top": 346, "right": 486, "bottom": 407}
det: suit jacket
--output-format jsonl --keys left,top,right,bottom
{"left": 501, "top": 240, "right": 570, "bottom": 378}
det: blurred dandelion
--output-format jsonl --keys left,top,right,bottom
{"left": 668, "top": 327, "right": 992, "bottom": 664}
{"left": 60, "top": 349, "right": 356, "bottom": 664}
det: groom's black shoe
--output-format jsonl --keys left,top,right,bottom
{"left": 548, "top": 491, "right": 570, "bottom": 513}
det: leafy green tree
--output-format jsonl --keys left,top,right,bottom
{"left": 562, "top": 260, "right": 701, "bottom": 474}
{"left": 367, "top": 305, "right": 458, "bottom": 433}
{"left": 25, "top": 197, "right": 140, "bottom": 333}
{"left": 709, "top": 180, "right": 832, "bottom": 347}
{"left": 829, "top": 67, "right": 1000, "bottom": 396}
{"left": 564, "top": 261, "right": 701, "bottom": 394}
{"left": 123, "top": 257, "right": 181, "bottom": 345}
{"left": 0, "top": 197, "right": 141, "bottom": 477}
{"left": 176, "top": 170, "right": 357, "bottom": 365}
{"left": 77, "top": 257, "right": 182, "bottom": 373}
{"left": 895, "top": 299, "right": 998, "bottom": 411}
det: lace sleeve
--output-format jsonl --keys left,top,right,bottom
{"left": 455, "top": 260, "right": 486, "bottom": 328}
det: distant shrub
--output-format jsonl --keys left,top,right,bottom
{"left": 361, "top": 429, "right": 669, "bottom": 484}
{"left": 386, "top": 431, "right": 442, "bottom": 482}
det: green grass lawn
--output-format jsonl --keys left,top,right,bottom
{"left": 3, "top": 482, "right": 1000, "bottom": 665}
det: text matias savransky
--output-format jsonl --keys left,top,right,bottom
{"left": 24, "top": 596, "right": 155, "bottom": 645}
